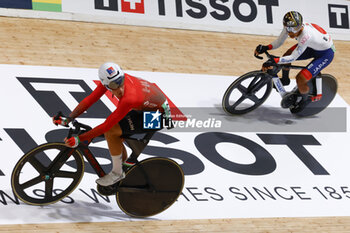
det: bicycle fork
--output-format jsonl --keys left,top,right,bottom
{"left": 272, "top": 77, "right": 287, "bottom": 97}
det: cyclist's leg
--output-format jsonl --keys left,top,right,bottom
{"left": 105, "top": 123, "right": 123, "bottom": 155}
{"left": 105, "top": 123, "right": 128, "bottom": 163}
{"left": 297, "top": 48, "right": 335, "bottom": 98}
{"left": 293, "top": 48, "right": 319, "bottom": 95}
{"left": 96, "top": 111, "right": 145, "bottom": 188}
{"left": 290, "top": 48, "right": 335, "bottom": 113}
{"left": 107, "top": 110, "right": 148, "bottom": 157}
{"left": 96, "top": 123, "right": 126, "bottom": 186}
{"left": 281, "top": 47, "right": 316, "bottom": 108}
{"left": 296, "top": 69, "right": 311, "bottom": 94}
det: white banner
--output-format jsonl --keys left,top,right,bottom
{"left": 0, "top": 0, "right": 349, "bottom": 40}
{"left": 63, "top": 0, "right": 350, "bottom": 40}
{"left": 0, "top": 64, "right": 350, "bottom": 224}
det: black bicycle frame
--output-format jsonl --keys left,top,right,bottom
{"left": 78, "top": 144, "right": 106, "bottom": 178}
{"left": 74, "top": 131, "right": 156, "bottom": 179}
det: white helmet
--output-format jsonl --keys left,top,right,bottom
{"left": 98, "top": 62, "right": 125, "bottom": 89}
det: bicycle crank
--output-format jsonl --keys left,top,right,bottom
{"left": 97, "top": 183, "right": 119, "bottom": 196}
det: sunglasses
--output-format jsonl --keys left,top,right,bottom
{"left": 285, "top": 25, "right": 302, "bottom": 33}
{"left": 105, "top": 77, "right": 124, "bottom": 91}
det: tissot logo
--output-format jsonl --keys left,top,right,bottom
{"left": 328, "top": 4, "right": 349, "bottom": 29}
{"left": 95, "top": 0, "right": 145, "bottom": 14}
{"left": 95, "top": 0, "right": 279, "bottom": 23}
{"left": 13, "top": 76, "right": 331, "bottom": 177}
{"left": 158, "top": 0, "right": 279, "bottom": 23}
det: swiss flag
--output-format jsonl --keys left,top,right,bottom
{"left": 121, "top": 0, "right": 145, "bottom": 14}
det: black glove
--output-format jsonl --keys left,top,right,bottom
{"left": 256, "top": 44, "right": 269, "bottom": 54}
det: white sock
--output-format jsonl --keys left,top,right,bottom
{"left": 111, "top": 154, "right": 123, "bottom": 175}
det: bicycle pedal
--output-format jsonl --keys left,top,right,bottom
{"left": 281, "top": 93, "right": 297, "bottom": 108}
{"left": 290, "top": 98, "right": 312, "bottom": 114}
{"left": 97, "top": 183, "right": 119, "bottom": 196}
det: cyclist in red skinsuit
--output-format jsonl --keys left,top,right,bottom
{"left": 53, "top": 62, "right": 171, "bottom": 186}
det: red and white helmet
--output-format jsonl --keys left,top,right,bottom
{"left": 98, "top": 62, "right": 125, "bottom": 90}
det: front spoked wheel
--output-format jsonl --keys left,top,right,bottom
{"left": 222, "top": 70, "right": 273, "bottom": 115}
{"left": 11, "top": 143, "right": 85, "bottom": 205}
{"left": 116, "top": 157, "right": 184, "bottom": 218}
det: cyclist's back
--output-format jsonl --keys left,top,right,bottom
{"left": 302, "top": 23, "right": 333, "bottom": 51}
{"left": 122, "top": 73, "right": 166, "bottom": 111}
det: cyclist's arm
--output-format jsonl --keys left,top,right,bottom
{"left": 69, "top": 82, "right": 107, "bottom": 120}
{"left": 269, "top": 28, "right": 288, "bottom": 50}
{"left": 78, "top": 100, "right": 132, "bottom": 142}
{"left": 276, "top": 39, "right": 308, "bottom": 64}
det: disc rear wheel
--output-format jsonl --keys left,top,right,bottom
{"left": 116, "top": 157, "right": 184, "bottom": 217}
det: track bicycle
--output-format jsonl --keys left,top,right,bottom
{"left": 11, "top": 114, "right": 184, "bottom": 218}
{"left": 222, "top": 51, "right": 337, "bottom": 117}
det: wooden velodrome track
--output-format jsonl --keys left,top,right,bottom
{"left": 0, "top": 16, "right": 350, "bottom": 232}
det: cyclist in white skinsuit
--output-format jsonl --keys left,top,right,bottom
{"left": 255, "top": 11, "right": 335, "bottom": 111}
